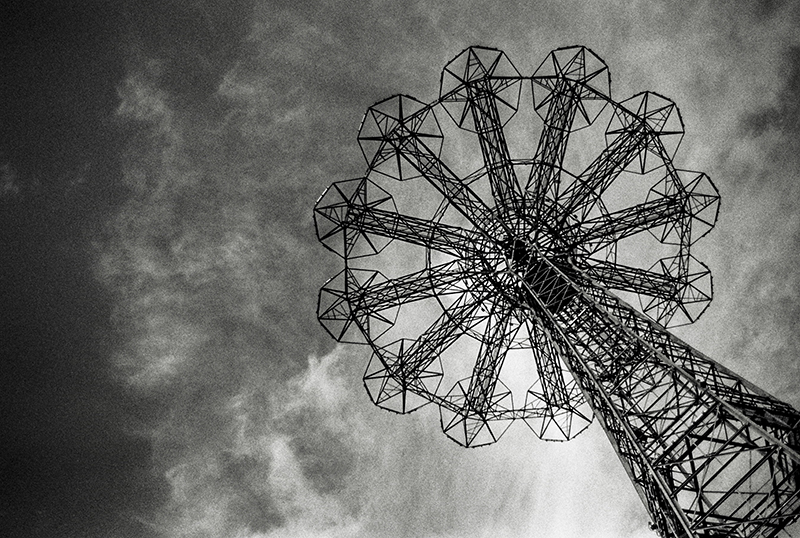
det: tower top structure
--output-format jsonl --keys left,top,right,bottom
{"left": 315, "top": 46, "right": 800, "bottom": 537}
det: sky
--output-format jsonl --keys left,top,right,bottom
{"left": 2, "top": 1, "right": 800, "bottom": 537}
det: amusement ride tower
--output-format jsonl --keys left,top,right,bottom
{"left": 314, "top": 46, "right": 800, "bottom": 537}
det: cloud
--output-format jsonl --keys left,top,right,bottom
{"left": 123, "top": 347, "right": 370, "bottom": 538}
{"left": 99, "top": 8, "right": 374, "bottom": 534}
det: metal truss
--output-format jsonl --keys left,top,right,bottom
{"left": 314, "top": 45, "right": 800, "bottom": 537}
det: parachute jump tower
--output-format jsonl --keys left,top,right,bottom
{"left": 314, "top": 46, "right": 800, "bottom": 537}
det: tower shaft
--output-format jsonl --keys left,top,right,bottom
{"left": 525, "top": 259, "right": 800, "bottom": 538}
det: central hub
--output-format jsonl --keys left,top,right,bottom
{"left": 459, "top": 209, "right": 578, "bottom": 315}
{"left": 500, "top": 237, "right": 577, "bottom": 314}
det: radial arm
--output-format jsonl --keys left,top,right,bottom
{"left": 387, "top": 127, "right": 493, "bottom": 231}
{"left": 554, "top": 124, "right": 648, "bottom": 224}
{"left": 526, "top": 83, "right": 579, "bottom": 210}
{"left": 465, "top": 306, "right": 517, "bottom": 413}
{"left": 524, "top": 316, "right": 572, "bottom": 409}
{"left": 319, "top": 200, "right": 477, "bottom": 258}
{"left": 465, "top": 78, "right": 524, "bottom": 211}
{"left": 362, "top": 289, "right": 494, "bottom": 415}
{"left": 399, "top": 291, "right": 491, "bottom": 383}
{"left": 577, "top": 258, "right": 681, "bottom": 300}
{"left": 569, "top": 194, "right": 685, "bottom": 248}
{"left": 350, "top": 260, "right": 471, "bottom": 314}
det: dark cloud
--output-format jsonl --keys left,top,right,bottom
{"left": 0, "top": 2, "right": 171, "bottom": 536}
{"left": 740, "top": 46, "right": 800, "bottom": 141}
{"left": 278, "top": 406, "right": 356, "bottom": 495}
{"left": 121, "top": 0, "right": 255, "bottom": 103}
{"left": 681, "top": 38, "right": 800, "bottom": 397}
{"left": 217, "top": 451, "right": 285, "bottom": 532}
{"left": 1, "top": 1, "right": 125, "bottom": 197}
{"left": 753, "top": 0, "right": 791, "bottom": 21}
{"left": 97, "top": 4, "right": 374, "bottom": 533}
{"left": 0, "top": 200, "right": 169, "bottom": 537}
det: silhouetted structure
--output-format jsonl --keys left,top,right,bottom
{"left": 315, "top": 46, "right": 800, "bottom": 538}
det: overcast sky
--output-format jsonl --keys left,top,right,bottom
{"left": 2, "top": 1, "right": 800, "bottom": 537}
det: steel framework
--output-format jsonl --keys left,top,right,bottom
{"left": 314, "top": 46, "right": 800, "bottom": 537}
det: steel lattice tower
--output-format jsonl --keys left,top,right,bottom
{"left": 313, "top": 46, "right": 800, "bottom": 538}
